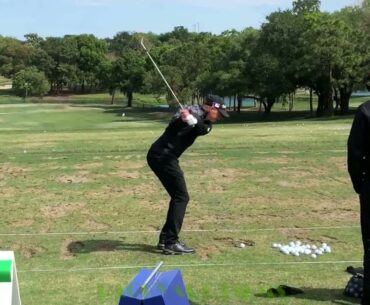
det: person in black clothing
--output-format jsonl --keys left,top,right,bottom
{"left": 348, "top": 75, "right": 370, "bottom": 304}
{"left": 147, "top": 95, "right": 229, "bottom": 255}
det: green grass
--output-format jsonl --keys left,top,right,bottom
{"left": 0, "top": 98, "right": 367, "bottom": 305}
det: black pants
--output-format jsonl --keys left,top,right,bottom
{"left": 360, "top": 180, "right": 370, "bottom": 305}
{"left": 147, "top": 153, "right": 190, "bottom": 245}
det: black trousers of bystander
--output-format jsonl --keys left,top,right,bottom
{"left": 360, "top": 180, "right": 370, "bottom": 305}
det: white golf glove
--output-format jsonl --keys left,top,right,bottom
{"left": 185, "top": 114, "right": 198, "bottom": 126}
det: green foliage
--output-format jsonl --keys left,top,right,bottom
{"left": 0, "top": 0, "right": 369, "bottom": 116}
{"left": 0, "top": 36, "right": 34, "bottom": 78}
{"left": 12, "top": 67, "right": 49, "bottom": 98}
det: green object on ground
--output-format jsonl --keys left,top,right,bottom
{"left": 0, "top": 260, "right": 12, "bottom": 282}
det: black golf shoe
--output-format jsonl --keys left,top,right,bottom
{"left": 157, "top": 239, "right": 186, "bottom": 250}
{"left": 162, "top": 241, "right": 195, "bottom": 255}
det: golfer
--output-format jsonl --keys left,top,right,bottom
{"left": 147, "top": 95, "right": 229, "bottom": 255}
{"left": 348, "top": 75, "right": 370, "bottom": 304}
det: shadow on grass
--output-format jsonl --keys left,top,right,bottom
{"left": 256, "top": 287, "right": 360, "bottom": 304}
{"left": 67, "top": 240, "right": 160, "bottom": 255}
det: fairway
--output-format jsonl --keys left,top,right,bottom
{"left": 0, "top": 103, "right": 363, "bottom": 305}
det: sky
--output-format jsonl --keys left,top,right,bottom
{"left": 0, "top": 0, "right": 360, "bottom": 40}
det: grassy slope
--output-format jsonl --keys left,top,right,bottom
{"left": 0, "top": 97, "right": 367, "bottom": 305}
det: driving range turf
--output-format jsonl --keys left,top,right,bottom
{"left": 0, "top": 100, "right": 366, "bottom": 305}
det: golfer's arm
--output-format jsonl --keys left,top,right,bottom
{"left": 194, "top": 119, "right": 212, "bottom": 136}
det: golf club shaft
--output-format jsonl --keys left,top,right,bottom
{"left": 140, "top": 39, "right": 183, "bottom": 109}
{"left": 140, "top": 261, "right": 163, "bottom": 292}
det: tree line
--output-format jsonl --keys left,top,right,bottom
{"left": 0, "top": 0, "right": 369, "bottom": 116}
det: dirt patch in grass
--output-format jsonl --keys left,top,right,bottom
{"left": 73, "top": 162, "right": 103, "bottom": 170}
{"left": 185, "top": 214, "right": 234, "bottom": 230}
{"left": 195, "top": 236, "right": 254, "bottom": 260}
{"left": 276, "top": 181, "right": 301, "bottom": 188}
{"left": 310, "top": 207, "right": 358, "bottom": 223}
{"left": 256, "top": 177, "right": 272, "bottom": 183}
{"left": 281, "top": 231, "right": 342, "bottom": 245}
{"left": 276, "top": 178, "right": 320, "bottom": 188}
{"left": 277, "top": 167, "right": 313, "bottom": 178}
{"left": 79, "top": 219, "right": 110, "bottom": 231}
{"left": 0, "top": 164, "right": 30, "bottom": 178}
{"left": 198, "top": 167, "right": 248, "bottom": 193}
{"left": 61, "top": 238, "right": 76, "bottom": 259}
{"left": 196, "top": 245, "right": 220, "bottom": 260}
{"left": 254, "top": 157, "right": 291, "bottom": 165}
{"left": 57, "top": 171, "right": 91, "bottom": 183}
{"left": 11, "top": 243, "right": 47, "bottom": 258}
{"left": 118, "top": 181, "right": 159, "bottom": 198}
{"left": 116, "top": 160, "right": 145, "bottom": 170}
{"left": 41, "top": 202, "right": 86, "bottom": 218}
{"left": 12, "top": 218, "right": 35, "bottom": 227}
{"left": 329, "top": 157, "right": 347, "bottom": 172}
{"left": 0, "top": 187, "right": 18, "bottom": 197}
{"left": 116, "top": 171, "right": 141, "bottom": 180}
{"left": 214, "top": 236, "right": 255, "bottom": 248}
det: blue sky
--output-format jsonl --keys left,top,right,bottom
{"left": 0, "top": 0, "right": 358, "bottom": 39}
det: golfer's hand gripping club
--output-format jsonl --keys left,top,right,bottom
{"left": 140, "top": 38, "right": 183, "bottom": 109}
{"left": 180, "top": 108, "right": 197, "bottom": 126}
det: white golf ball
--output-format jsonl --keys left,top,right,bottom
{"left": 311, "top": 245, "right": 317, "bottom": 250}
{"left": 311, "top": 254, "right": 317, "bottom": 259}
{"left": 121, "top": 113, "right": 125, "bottom": 117}
{"left": 240, "top": 243, "right": 245, "bottom": 248}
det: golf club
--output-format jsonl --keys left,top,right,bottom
{"left": 140, "top": 38, "right": 183, "bottom": 109}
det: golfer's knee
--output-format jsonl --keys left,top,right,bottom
{"left": 176, "top": 192, "right": 189, "bottom": 204}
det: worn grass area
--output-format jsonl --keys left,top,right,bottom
{"left": 0, "top": 101, "right": 366, "bottom": 305}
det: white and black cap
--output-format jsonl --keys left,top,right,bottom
{"left": 204, "top": 95, "right": 229, "bottom": 118}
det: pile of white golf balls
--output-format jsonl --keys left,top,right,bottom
{"left": 272, "top": 241, "right": 331, "bottom": 258}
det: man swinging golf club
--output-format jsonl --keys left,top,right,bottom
{"left": 141, "top": 38, "right": 229, "bottom": 254}
{"left": 147, "top": 96, "right": 229, "bottom": 254}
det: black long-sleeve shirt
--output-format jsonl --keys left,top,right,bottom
{"left": 348, "top": 100, "right": 370, "bottom": 194}
{"left": 148, "top": 105, "right": 212, "bottom": 159}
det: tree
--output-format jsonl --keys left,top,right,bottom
{"left": 246, "top": 10, "right": 298, "bottom": 113}
{"left": 12, "top": 67, "right": 49, "bottom": 99}
{"left": 74, "top": 34, "right": 107, "bottom": 91}
{"left": 0, "top": 36, "right": 34, "bottom": 78}
{"left": 40, "top": 36, "right": 78, "bottom": 93}
{"left": 299, "top": 12, "right": 362, "bottom": 116}
{"left": 112, "top": 51, "right": 145, "bottom": 107}
{"left": 332, "top": 7, "right": 369, "bottom": 114}
{"left": 292, "top": 0, "right": 321, "bottom": 14}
